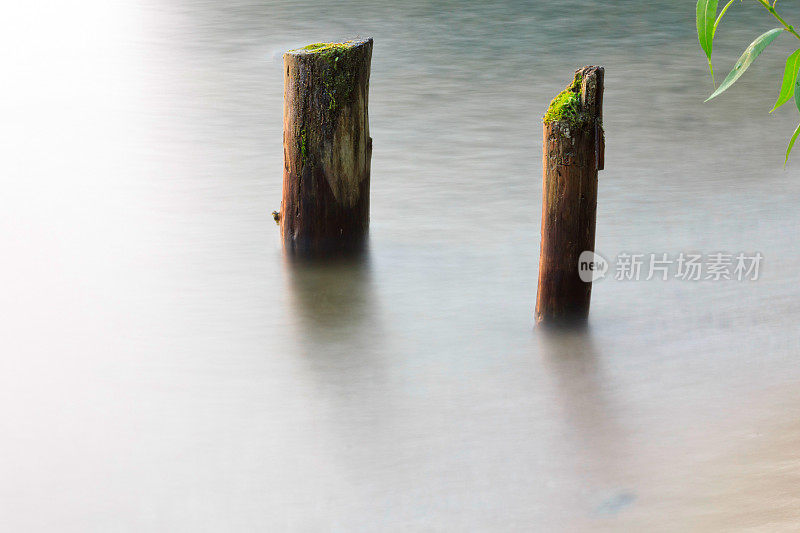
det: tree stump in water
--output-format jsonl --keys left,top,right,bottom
{"left": 280, "top": 39, "right": 373, "bottom": 257}
{"left": 536, "top": 66, "right": 605, "bottom": 326}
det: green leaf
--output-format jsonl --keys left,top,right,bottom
{"left": 706, "top": 28, "right": 784, "bottom": 102}
{"left": 786, "top": 75, "right": 800, "bottom": 166}
{"left": 771, "top": 50, "right": 800, "bottom": 112}
{"left": 784, "top": 123, "right": 800, "bottom": 167}
{"left": 696, "top": 0, "right": 718, "bottom": 59}
{"left": 795, "top": 67, "right": 800, "bottom": 113}
{"left": 697, "top": 0, "right": 719, "bottom": 80}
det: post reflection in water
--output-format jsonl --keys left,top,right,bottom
{"left": 282, "top": 246, "right": 390, "bottom": 400}
{"left": 537, "top": 327, "right": 637, "bottom": 520}
{"left": 284, "top": 248, "right": 378, "bottom": 345}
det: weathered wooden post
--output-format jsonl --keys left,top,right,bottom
{"left": 279, "top": 39, "right": 373, "bottom": 256}
{"left": 536, "top": 66, "right": 605, "bottom": 326}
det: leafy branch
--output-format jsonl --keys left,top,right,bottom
{"left": 754, "top": 0, "right": 800, "bottom": 42}
{"left": 697, "top": 0, "right": 800, "bottom": 165}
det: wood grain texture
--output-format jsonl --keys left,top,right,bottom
{"left": 280, "top": 38, "right": 373, "bottom": 257}
{"left": 536, "top": 66, "right": 604, "bottom": 326}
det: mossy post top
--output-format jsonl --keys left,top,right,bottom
{"left": 543, "top": 65, "right": 604, "bottom": 129}
{"left": 285, "top": 38, "right": 373, "bottom": 57}
{"left": 282, "top": 38, "right": 373, "bottom": 116}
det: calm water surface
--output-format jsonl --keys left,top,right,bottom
{"left": 3, "top": 0, "right": 800, "bottom": 530}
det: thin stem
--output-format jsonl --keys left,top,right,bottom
{"left": 708, "top": 58, "right": 716, "bottom": 88}
{"left": 755, "top": 0, "right": 800, "bottom": 42}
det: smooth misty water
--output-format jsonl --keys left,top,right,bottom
{"left": 3, "top": 0, "right": 800, "bottom": 530}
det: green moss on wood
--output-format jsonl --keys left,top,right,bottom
{"left": 299, "top": 128, "right": 307, "bottom": 162}
{"left": 543, "top": 72, "right": 585, "bottom": 127}
{"left": 291, "top": 41, "right": 357, "bottom": 54}
{"left": 320, "top": 43, "right": 357, "bottom": 111}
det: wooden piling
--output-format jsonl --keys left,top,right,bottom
{"left": 535, "top": 66, "right": 605, "bottom": 326}
{"left": 279, "top": 39, "right": 373, "bottom": 257}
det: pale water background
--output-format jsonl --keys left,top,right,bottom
{"left": 3, "top": 0, "right": 800, "bottom": 530}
